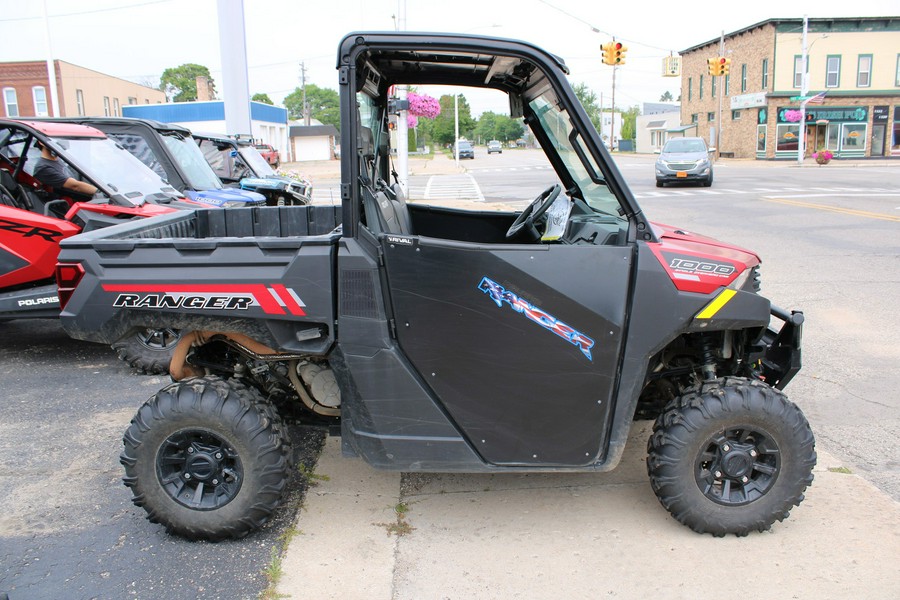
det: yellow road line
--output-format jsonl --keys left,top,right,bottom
{"left": 764, "top": 198, "right": 900, "bottom": 222}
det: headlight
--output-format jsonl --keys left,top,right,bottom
{"left": 728, "top": 266, "right": 761, "bottom": 292}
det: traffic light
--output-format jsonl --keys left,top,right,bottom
{"left": 612, "top": 42, "right": 627, "bottom": 65}
{"left": 601, "top": 43, "right": 611, "bottom": 65}
{"left": 720, "top": 57, "right": 731, "bottom": 76}
{"left": 707, "top": 57, "right": 718, "bottom": 76}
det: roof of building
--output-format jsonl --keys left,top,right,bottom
{"left": 121, "top": 100, "right": 288, "bottom": 124}
{"left": 680, "top": 16, "right": 900, "bottom": 54}
{"left": 289, "top": 125, "right": 339, "bottom": 137}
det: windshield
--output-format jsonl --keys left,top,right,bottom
{"left": 161, "top": 133, "right": 224, "bottom": 190}
{"left": 56, "top": 136, "right": 178, "bottom": 204}
{"left": 662, "top": 138, "right": 707, "bottom": 153}
{"left": 528, "top": 94, "right": 624, "bottom": 220}
{"left": 238, "top": 146, "right": 275, "bottom": 177}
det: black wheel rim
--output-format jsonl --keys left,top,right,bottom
{"left": 156, "top": 428, "right": 243, "bottom": 510}
{"left": 694, "top": 426, "right": 780, "bottom": 506}
{"left": 137, "top": 327, "right": 180, "bottom": 351}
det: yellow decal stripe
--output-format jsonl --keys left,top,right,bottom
{"left": 696, "top": 289, "right": 737, "bottom": 320}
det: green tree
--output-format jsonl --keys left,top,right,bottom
{"left": 159, "top": 64, "right": 215, "bottom": 102}
{"left": 620, "top": 105, "right": 640, "bottom": 141}
{"left": 426, "top": 94, "right": 475, "bottom": 146}
{"left": 474, "top": 111, "right": 525, "bottom": 143}
{"left": 284, "top": 84, "right": 340, "bottom": 130}
{"left": 572, "top": 83, "right": 602, "bottom": 132}
{"left": 659, "top": 90, "right": 674, "bottom": 102}
{"left": 252, "top": 93, "right": 273, "bottom": 105}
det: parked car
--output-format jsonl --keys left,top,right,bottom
{"left": 456, "top": 140, "right": 475, "bottom": 159}
{"left": 655, "top": 137, "right": 714, "bottom": 187}
{"left": 194, "top": 133, "right": 311, "bottom": 206}
{"left": 254, "top": 143, "right": 280, "bottom": 168}
{"left": 487, "top": 140, "right": 503, "bottom": 154}
{"left": 42, "top": 117, "right": 266, "bottom": 208}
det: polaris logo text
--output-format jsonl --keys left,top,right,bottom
{"left": 18, "top": 296, "right": 59, "bottom": 307}
{"left": 669, "top": 258, "right": 735, "bottom": 277}
{"left": 114, "top": 294, "right": 253, "bottom": 310}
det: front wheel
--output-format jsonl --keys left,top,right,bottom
{"left": 647, "top": 377, "right": 815, "bottom": 536}
{"left": 120, "top": 376, "right": 291, "bottom": 541}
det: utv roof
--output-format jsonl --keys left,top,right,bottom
{"left": 6, "top": 119, "right": 106, "bottom": 138}
{"left": 337, "top": 31, "right": 570, "bottom": 90}
{"left": 192, "top": 132, "right": 253, "bottom": 147}
{"left": 37, "top": 116, "right": 192, "bottom": 137}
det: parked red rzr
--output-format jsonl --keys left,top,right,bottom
{"left": 0, "top": 119, "right": 188, "bottom": 370}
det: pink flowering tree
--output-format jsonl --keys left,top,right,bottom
{"left": 783, "top": 109, "right": 802, "bottom": 123}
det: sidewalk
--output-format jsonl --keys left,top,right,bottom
{"left": 278, "top": 422, "right": 900, "bottom": 600}
{"left": 282, "top": 152, "right": 465, "bottom": 182}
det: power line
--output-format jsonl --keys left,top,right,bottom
{"left": 0, "top": 0, "right": 174, "bottom": 22}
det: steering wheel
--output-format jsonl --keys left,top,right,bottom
{"left": 506, "top": 183, "right": 562, "bottom": 240}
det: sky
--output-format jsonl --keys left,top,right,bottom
{"left": 2, "top": 0, "right": 898, "bottom": 116}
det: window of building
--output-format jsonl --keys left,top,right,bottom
{"left": 113, "top": 97, "right": 120, "bottom": 116}
{"left": 76, "top": 89, "right": 85, "bottom": 116}
{"left": 688, "top": 77, "right": 692, "bottom": 101}
{"left": 724, "top": 74, "right": 730, "bottom": 96}
{"left": 776, "top": 123, "right": 800, "bottom": 152}
{"left": 741, "top": 64, "right": 747, "bottom": 92}
{"left": 842, "top": 123, "right": 867, "bottom": 150}
{"left": 103, "top": 96, "right": 110, "bottom": 116}
{"left": 32, "top": 86, "right": 48, "bottom": 116}
{"left": 711, "top": 76, "right": 716, "bottom": 98}
{"left": 826, "top": 56, "right": 841, "bottom": 88}
{"left": 857, "top": 55, "right": 872, "bottom": 87}
{"left": 707, "top": 112, "right": 716, "bottom": 122}
{"left": 793, "top": 56, "right": 804, "bottom": 88}
{"left": 691, "top": 113, "right": 698, "bottom": 123}
{"left": 127, "top": 97, "right": 137, "bottom": 105}
{"left": 700, "top": 75, "right": 704, "bottom": 99}
{"left": 757, "top": 124, "right": 767, "bottom": 153}
{"left": 732, "top": 110, "right": 741, "bottom": 120}
{"left": 896, "top": 54, "right": 900, "bottom": 86}
{"left": 762, "top": 58, "right": 769, "bottom": 89}
{"left": 3, "top": 88, "right": 19, "bottom": 117}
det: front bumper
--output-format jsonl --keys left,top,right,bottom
{"left": 655, "top": 162, "right": 711, "bottom": 182}
{"left": 758, "top": 305, "right": 803, "bottom": 389}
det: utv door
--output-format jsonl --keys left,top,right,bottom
{"left": 382, "top": 237, "right": 632, "bottom": 466}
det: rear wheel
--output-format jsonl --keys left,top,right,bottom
{"left": 112, "top": 327, "right": 182, "bottom": 375}
{"left": 120, "top": 376, "right": 291, "bottom": 541}
{"left": 647, "top": 377, "right": 816, "bottom": 536}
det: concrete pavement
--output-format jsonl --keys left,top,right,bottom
{"left": 278, "top": 422, "right": 900, "bottom": 600}
{"left": 281, "top": 152, "right": 465, "bottom": 183}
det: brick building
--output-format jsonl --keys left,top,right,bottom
{"left": 679, "top": 17, "right": 900, "bottom": 160}
{"left": 0, "top": 60, "right": 164, "bottom": 119}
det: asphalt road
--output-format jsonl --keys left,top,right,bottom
{"left": 0, "top": 318, "right": 324, "bottom": 600}
{"left": 1, "top": 151, "right": 897, "bottom": 599}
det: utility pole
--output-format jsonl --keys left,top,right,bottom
{"left": 40, "top": 0, "right": 60, "bottom": 117}
{"left": 798, "top": 15, "right": 808, "bottom": 165}
{"left": 299, "top": 61, "right": 310, "bottom": 126}
{"left": 716, "top": 30, "right": 724, "bottom": 161}
{"left": 609, "top": 61, "right": 616, "bottom": 151}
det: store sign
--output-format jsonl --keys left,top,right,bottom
{"left": 731, "top": 92, "right": 767, "bottom": 109}
{"left": 777, "top": 106, "right": 867, "bottom": 123}
{"left": 873, "top": 106, "right": 889, "bottom": 123}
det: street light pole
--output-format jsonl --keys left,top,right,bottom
{"left": 798, "top": 15, "right": 808, "bottom": 166}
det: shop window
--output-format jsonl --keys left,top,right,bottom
{"left": 857, "top": 55, "right": 872, "bottom": 87}
{"left": 76, "top": 89, "right": 85, "bottom": 116}
{"left": 3, "top": 88, "right": 19, "bottom": 117}
{"left": 32, "top": 86, "right": 48, "bottom": 116}
{"left": 762, "top": 58, "right": 769, "bottom": 89}
{"left": 826, "top": 123, "right": 840, "bottom": 150}
{"left": 757, "top": 124, "right": 767, "bottom": 153}
{"left": 841, "top": 123, "right": 867, "bottom": 150}
{"left": 776, "top": 124, "right": 800, "bottom": 152}
{"left": 826, "top": 56, "right": 841, "bottom": 88}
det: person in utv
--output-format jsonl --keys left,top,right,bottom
{"left": 33, "top": 140, "right": 97, "bottom": 198}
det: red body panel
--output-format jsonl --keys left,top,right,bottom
{"left": 648, "top": 222, "right": 760, "bottom": 295}
{"left": 0, "top": 205, "right": 82, "bottom": 287}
